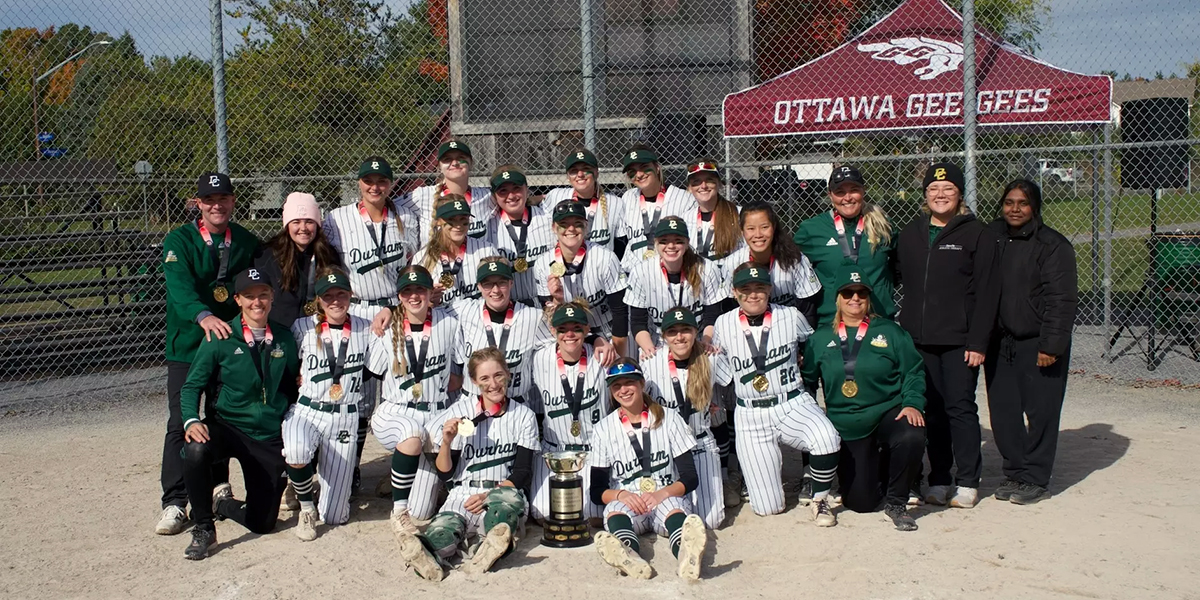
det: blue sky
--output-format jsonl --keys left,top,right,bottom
{"left": 3, "top": 0, "right": 1197, "bottom": 78}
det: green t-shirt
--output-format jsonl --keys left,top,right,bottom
{"left": 793, "top": 211, "right": 898, "bottom": 326}
{"left": 929, "top": 224, "right": 944, "bottom": 245}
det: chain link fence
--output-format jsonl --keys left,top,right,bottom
{"left": 1, "top": 0, "right": 1199, "bottom": 404}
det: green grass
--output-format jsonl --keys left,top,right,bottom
{"left": 1040, "top": 191, "right": 1200, "bottom": 237}
{"left": 1074, "top": 237, "right": 1150, "bottom": 295}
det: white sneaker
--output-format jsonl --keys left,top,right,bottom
{"left": 295, "top": 509, "right": 318, "bottom": 542}
{"left": 391, "top": 508, "right": 418, "bottom": 538}
{"left": 925, "top": 485, "right": 952, "bottom": 506}
{"left": 950, "top": 486, "right": 978, "bottom": 509}
{"left": 811, "top": 498, "right": 837, "bottom": 527}
{"left": 594, "top": 531, "right": 652, "bottom": 579}
{"left": 155, "top": 505, "right": 188, "bottom": 535}
{"left": 907, "top": 491, "right": 925, "bottom": 507}
{"left": 280, "top": 482, "right": 299, "bottom": 511}
{"left": 395, "top": 530, "right": 444, "bottom": 581}
{"left": 463, "top": 522, "right": 511, "bottom": 574}
{"left": 677, "top": 514, "right": 707, "bottom": 581}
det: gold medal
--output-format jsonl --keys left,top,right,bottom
{"left": 457, "top": 419, "right": 476, "bottom": 437}
{"left": 412, "top": 382, "right": 423, "bottom": 399}
{"left": 639, "top": 477, "right": 657, "bottom": 493}
{"left": 550, "top": 262, "right": 566, "bottom": 277}
{"left": 642, "top": 248, "right": 655, "bottom": 259}
{"left": 212, "top": 286, "right": 228, "bottom": 302}
{"left": 303, "top": 300, "right": 318, "bottom": 316}
{"left": 329, "top": 383, "right": 344, "bottom": 401}
{"left": 752, "top": 374, "right": 769, "bottom": 392}
{"left": 841, "top": 380, "right": 859, "bottom": 398}
{"left": 570, "top": 419, "right": 582, "bottom": 437}
{"left": 439, "top": 273, "right": 456, "bottom": 289}
{"left": 514, "top": 257, "right": 528, "bottom": 273}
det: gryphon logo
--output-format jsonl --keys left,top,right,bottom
{"left": 856, "top": 37, "right": 964, "bottom": 81}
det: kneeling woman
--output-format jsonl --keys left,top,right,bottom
{"left": 589, "top": 359, "right": 708, "bottom": 581}
{"left": 396, "top": 347, "right": 540, "bottom": 580}
{"left": 801, "top": 269, "right": 926, "bottom": 531}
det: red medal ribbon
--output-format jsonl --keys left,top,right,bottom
{"left": 197, "top": 221, "right": 232, "bottom": 248}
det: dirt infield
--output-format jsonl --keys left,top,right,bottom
{"left": 1, "top": 377, "right": 1198, "bottom": 600}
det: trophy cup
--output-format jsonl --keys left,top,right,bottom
{"left": 541, "top": 451, "right": 593, "bottom": 548}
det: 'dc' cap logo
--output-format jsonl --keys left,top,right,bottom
{"left": 565, "top": 307, "right": 575, "bottom": 317}
{"left": 488, "top": 262, "right": 498, "bottom": 272}
{"left": 209, "top": 175, "right": 221, "bottom": 187}
{"left": 408, "top": 272, "right": 418, "bottom": 281}
{"left": 934, "top": 167, "right": 947, "bottom": 180}
{"left": 629, "top": 151, "right": 638, "bottom": 160}
{"left": 327, "top": 274, "right": 338, "bottom": 283}
{"left": 577, "top": 152, "right": 585, "bottom": 160}
{"left": 372, "top": 161, "right": 379, "bottom": 170}
{"left": 502, "top": 171, "right": 510, "bottom": 180}
{"left": 248, "top": 268, "right": 261, "bottom": 280}
{"left": 454, "top": 201, "right": 464, "bottom": 210}
{"left": 675, "top": 310, "right": 684, "bottom": 320}
{"left": 750, "top": 268, "right": 759, "bottom": 277}
{"left": 449, "top": 141, "right": 458, "bottom": 149}
{"left": 850, "top": 272, "right": 862, "bottom": 283}
{"left": 669, "top": 220, "right": 678, "bottom": 229}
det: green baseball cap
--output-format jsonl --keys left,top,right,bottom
{"left": 358, "top": 156, "right": 393, "bottom": 180}
{"left": 552, "top": 200, "right": 587, "bottom": 224}
{"left": 836, "top": 266, "right": 873, "bottom": 294}
{"left": 551, "top": 304, "right": 590, "bottom": 328}
{"left": 661, "top": 307, "right": 698, "bottom": 331}
{"left": 437, "top": 140, "right": 472, "bottom": 160}
{"left": 565, "top": 149, "right": 598, "bottom": 171}
{"left": 490, "top": 168, "right": 528, "bottom": 191}
{"left": 653, "top": 216, "right": 689, "bottom": 239}
{"left": 397, "top": 267, "right": 434, "bottom": 290}
{"left": 732, "top": 263, "right": 772, "bottom": 289}
{"left": 315, "top": 270, "right": 352, "bottom": 296}
{"left": 436, "top": 198, "right": 472, "bottom": 220}
{"left": 622, "top": 147, "right": 659, "bottom": 171}
{"left": 476, "top": 258, "right": 514, "bottom": 283}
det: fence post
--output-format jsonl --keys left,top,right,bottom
{"left": 961, "top": 0, "right": 978, "bottom": 212}
{"left": 1091, "top": 130, "right": 1101, "bottom": 307}
{"left": 210, "top": 0, "right": 230, "bottom": 174}
{"left": 580, "top": 0, "right": 597, "bottom": 150}
{"left": 1102, "top": 122, "right": 1114, "bottom": 358}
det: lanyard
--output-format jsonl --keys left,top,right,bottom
{"left": 639, "top": 189, "right": 665, "bottom": 239}
{"left": 501, "top": 207, "right": 530, "bottom": 257}
{"left": 660, "top": 262, "right": 686, "bottom": 308}
{"left": 556, "top": 351, "right": 588, "bottom": 426}
{"left": 319, "top": 320, "right": 351, "bottom": 386}
{"left": 738, "top": 310, "right": 773, "bottom": 378}
{"left": 833, "top": 212, "right": 865, "bottom": 263}
{"left": 483, "top": 303, "right": 515, "bottom": 356}
{"left": 241, "top": 322, "right": 274, "bottom": 402}
{"left": 554, "top": 243, "right": 587, "bottom": 276}
{"left": 299, "top": 254, "right": 316, "bottom": 304}
{"left": 440, "top": 242, "right": 467, "bottom": 279}
{"left": 197, "top": 221, "right": 232, "bottom": 284}
{"left": 837, "top": 319, "right": 870, "bottom": 383}
{"left": 470, "top": 394, "right": 504, "bottom": 426}
{"left": 358, "top": 202, "right": 388, "bottom": 268}
{"left": 403, "top": 313, "right": 432, "bottom": 384}
{"left": 620, "top": 410, "right": 653, "bottom": 479}
{"left": 695, "top": 210, "right": 714, "bottom": 257}
{"left": 667, "top": 358, "right": 695, "bottom": 420}
{"left": 438, "top": 184, "right": 473, "bottom": 205}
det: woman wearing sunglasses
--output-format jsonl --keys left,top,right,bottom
{"left": 399, "top": 139, "right": 491, "bottom": 245}
{"left": 802, "top": 268, "right": 926, "bottom": 531}
{"left": 541, "top": 149, "right": 625, "bottom": 252}
{"left": 616, "top": 144, "right": 698, "bottom": 273}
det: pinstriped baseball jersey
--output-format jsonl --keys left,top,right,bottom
{"left": 411, "top": 237, "right": 498, "bottom": 317}
{"left": 323, "top": 204, "right": 419, "bottom": 302}
{"left": 720, "top": 246, "right": 822, "bottom": 306}
{"left": 367, "top": 306, "right": 459, "bottom": 406}
{"left": 292, "top": 314, "right": 375, "bottom": 404}
{"left": 641, "top": 350, "right": 732, "bottom": 437}
{"left": 625, "top": 258, "right": 723, "bottom": 347}
{"left": 617, "top": 185, "right": 698, "bottom": 272}
{"left": 399, "top": 184, "right": 492, "bottom": 246}
{"left": 480, "top": 205, "right": 555, "bottom": 305}
{"left": 711, "top": 304, "right": 815, "bottom": 402}
{"left": 687, "top": 207, "right": 746, "bottom": 286}
{"left": 533, "top": 242, "right": 627, "bottom": 337}
{"left": 541, "top": 188, "right": 625, "bottom": 251}
{"left": 431, "top": 399, "right": 540, "bottom": 485}
{"left": 527, "top": 345, "right": 610, "bottom": 449}
{"left": 455, "top": 298, "right": 552, "bottom": 399}
{"left": 588, "top": 408, "right": 697, "bottom": 494}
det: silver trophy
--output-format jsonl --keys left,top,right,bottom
{"left": 541, "top": 451, "right": 592, "bottom": 547}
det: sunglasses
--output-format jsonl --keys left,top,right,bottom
{"left": 687, "top": 162, "right": 717, "bottom": 174}
{"left": 838, "top": 288, "right": 869, "bottom": 299}
{"left": 624, "top": 166, "right": 656, "bottom": 179}
{"left": 439, "top": 157, "right": 469, "bottom": 165}
{"left": 606, "top": 362, "right": 643, "bottom": 378}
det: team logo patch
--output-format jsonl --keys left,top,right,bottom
{"left": 629, "top": 151, "right": 638, "bottom": 160}
{"left": 248, "top": 268, "right": 261, "bottom": 280}
{"left": 935, "top": 167, "right": 947, "bottom": 180}
{"left": 271, "top": 347, "right": 285, "bottom": 358}
{"left": 675, "top": 310, "right": 684, "bottom": 320}
{"left": 327, "top": 274, "right": 338, "bottom": 283}
{"left": 372, "top": 160, "right": 380, "bottom": 169}
{"left": 850, "top": 272, "right": 862, "bottom": 283}
{"left": 337, "top": 430, "right": 351, "bottom": 444}
{"left": 577, "top": 152, "right": 585, "bottom": 160}
{"left": 208, "top": 175, "right": 221, "bottom": 187}
{"left": 825, "top": 238, "right": 839, "bottom": 246}
{"left": 857, "top": 37, "right": 964, "bottom": 81}
{"left": 449, "top": 141, "right": 458, "bottom": 149}
{"left": 164, "top": 250, "right": 178, "bottom": 263}
{"left": 234, "top": 347, "right": 244, "bottom": 355}
{"left": 870, "top": 335, "right": 888, "bottom": 348}
{"left": 502, "top": 171, "right": 510, "bottom": 180}
{"left": 408, "top": 272, "right": 418, "bottom": 281}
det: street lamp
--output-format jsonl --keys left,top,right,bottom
{"left": 32, "top": 39, "right": 112, "bottom": 160}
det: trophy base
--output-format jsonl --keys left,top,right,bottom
{"left": 541, "top": 518, "right": 592, "bottom": 548}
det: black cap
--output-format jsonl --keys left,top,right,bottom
{"left": 565, "top": 149, "right": 598, "bottom": 171}
{"left": 923, "top": 162, "right": 964, "bottom": 194}
{"left": 315, "top": 270, "right": 352, "bottom": 296}
{"left": 233, "top": 267, "right": 273, "bottom": 294}
{"left": 829, "top": 165, "right": 865, "bottom": 189}
{"left": 358, "top": 156, "right": 393, "bottom": 180}
{"left": 553, "top": 200, "right": 588, "bottom": 224}
{"left": 197, "top": 172, "right": 233, "bottom": 198}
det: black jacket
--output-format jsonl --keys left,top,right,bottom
{"left": 988, "top": 217, "right": 1078, "bottom": 356}
{"left": 896, "top": 213, "right": 999, "bottom": 352}
{"left": 253, "top": 245, "right": 343, "bottom": 328}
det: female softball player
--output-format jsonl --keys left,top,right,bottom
{"left": 589, "top": 359, "right": 707, "bottom": 581}
{"left": 627, "top": 216, "right": 723, "bottom": 357}
{"left": 616, "top": 144, "right": 698, "bottom": 272}
{"left": 254, "top": 192, "right": 343, "bottom": 327}
{"left": 528, "top": 302, "right": 610, "bottom": 522}
{"left": 283, "top": 269, "right": 375, "bottom": 540}
{"left": 535, "top": 201, "right": 628, "bottom": 349}
{"left": 480, "top": 165, "right": 554, "bottom": 306}
{"left": 398, "top": 139, "right": 491, "bottom": 245}
{"left": 641, "top": 307, "right": 732, "bottom": 529}
{"left": 541, "top": 149, "right": 625, "bottom": 252}
{"left": 412, "top": 195, "right": 498, "bottom": 317}
{"left": 723, "top": 201, "right": 821, "bottom": 328}
{"left": 367, "top": 265, "right": 461, "bottom": 535}
{"left": 684, "top": 158, "right": 744, "bottom": 286}
{"left": 396, "top": 348, "right": 540, "bottom": 580}
{"left": 711, "top": 263, "right": 842, "bottom": 523}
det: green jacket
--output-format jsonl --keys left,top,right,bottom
{"left": 181, "top": 316, "right": 299, "bottom": 442}
{"left": 793, "top": 211, "right": 897, "bottom": 325}
{"left": 162, "top": 221, "right": 260, "bottom": 362}
{"left": 801, "top": 317, "right": 924, "bottom": 441}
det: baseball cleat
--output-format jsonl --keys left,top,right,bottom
{"left": 994, "top": 479, "right": 1020, "bottom": 501}
{"left": 677, "top": 514, "right": 706, "bottom": 581}
{"left": 924, "top": 485, "right": 952, "bottom": 506}
{"left": 396, "top": 531, "right": 444, "bottom": 581}
{"left": 155, "top": 505, "right": 188, "bottom": 535}
{"left": 295, "top": 509, "right": 319, "bottom": 542}
{"left": 281, "top": 482, "right": 300, "bottom": 511}
{"left": 594, "top": 531, "right": 652, "bottom": 579}
{"left": 463, "top": 523, "right": 512, "bottom": 574}
{"left": 390, "top": 508, "right": 419, "bottom": 538}
{"left": 884, "top": 504, "right": 918, "bottom": 532}
{"left": 212, "top": 482, "right": 233, "bottom": 520}
{"left": 797, "top": 477, "right": 814, "bottom": 506}
{"left": 722, "top": 480, "right": 742, "bottom": 508}
{"left": 811, "top": 498, "right": 837, "bottom": 527}
{"left": 1009, "top": 483, "right": 1049, "bottom": 505}
{"left": 949, "top": 486, "right": 978, "bottom": 508}
{"left": 184, "top": 527, "right": 217, "bottom": 560}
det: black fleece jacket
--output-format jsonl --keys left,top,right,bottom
{"left": 896, "top": 213, "right": 1000, "bottom": 352}
{"left": 987, "top": 216, "right": 1078, "bottom": 356}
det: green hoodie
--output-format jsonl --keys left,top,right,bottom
{"left": 793, "top": 211, "right": 897, "bottom": 325}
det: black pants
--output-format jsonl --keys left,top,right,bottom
{"left": 985, "top": 336, "right": 1069, "bottom": 488}
{"left": 182, "top": 417, "right": 286, "bottom": 534}
{"left": 162, "top": 361, "right": 228, "bottom": 508}
{"left": 917, "top": 344, "right": 983, "bottom": 488}
{"left": 839, "top": 405, "right": 926, "bottom": 512}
